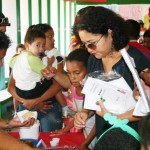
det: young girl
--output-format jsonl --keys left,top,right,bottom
{"left": 52, "top": 48, "right": 97, "bottom": 149}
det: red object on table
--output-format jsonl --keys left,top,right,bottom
{"left": 8, "top": 132, "right": 85, "bottom": 148}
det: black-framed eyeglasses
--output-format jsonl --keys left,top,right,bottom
{"left": 83, "top": 35, "right": 103, "bottom": 50}
{"left": 0, "top": 17, "right": 9, "bottom": 25}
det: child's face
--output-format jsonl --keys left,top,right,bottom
{"left": 27, "top": 38, "right": 46, "bottom": 56}
{"left": 45, "top": 29, "right": 55, "bottom": 50}
{"left": 66, "top": 60, "right": 87, "bottom": 87}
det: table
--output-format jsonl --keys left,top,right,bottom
{"left": 8, "top": 132, "right": 85, "bottom": 148}
{"left": 0, "top": 89, "right": 12, "bottom": 118}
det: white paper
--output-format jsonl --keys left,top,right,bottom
{"left": 133, "top": 97, "right": 148, "bottom": 116}
{"left": 121, "top": 48, "right": 150, "bottom": 114}
{"left": 83, "top": 77, "right": 136, "bottom": 115}
{"left": 17, "top": 110, "right": 37, "bottom": 123}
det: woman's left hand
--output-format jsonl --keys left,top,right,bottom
{"left": 37, "top": 101, "right": 53, "bottom": 113}
{"left": 96, "top": 100, "right": 109, "bottom": 117}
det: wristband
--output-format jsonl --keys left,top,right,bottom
{"left": 6, "top": 119, "right": 11, "bottom": 131}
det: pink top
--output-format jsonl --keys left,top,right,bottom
{"left": 62, "top": 85, "right": 84, "bottom": 112}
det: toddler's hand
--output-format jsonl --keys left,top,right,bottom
{"left": 41, "top": 67, "right": 57, "bottom": 79}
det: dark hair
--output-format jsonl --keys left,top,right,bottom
{"left": 139, "top": 113, "right": 150, "bottom": 150}
{"left": 138, "top": 19, "right": 144, "bottom": 27}
{"left": 73, "top": 6, "right": 129, "bottom": 51}
{"left": 24, "top": 29, "right": 45, "bottom": 44}
{"left": 73, "top": 6, "right": 95, "bottom": 47}
{"left": 0, "top": 31, "right": 11, "bottom": 50}
{"left": 143, "top": 30, "right": 150, "bottom": 38}
{"left": 74, "top": 6, "right": 95, "bottom": 25}
{"left": 94, "top": 128, "right": 140, "bottom": 150}
{"left": 16, "top": 43, "right": 25, "bottom": 52}
{"left": 33, "top": 23, "right": 53, "bottom": 34}
{"left": 66, "top": 48, "right": 90, "bottom": 68}
{"left": 27, "top": 25, "right": 36, "bottom": 32}
{"left": 126, "top": 19, "right": 140, "bottom": 40}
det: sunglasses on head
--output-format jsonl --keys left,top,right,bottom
{"left": 0, "top": 17, "right": 9, "bottom": 25}
{"left": 83, "top": 35, "right": 103, "bottom": 50}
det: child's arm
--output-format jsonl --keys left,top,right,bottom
{"left": 52, "top": 69, "right": 71, "bottom": 89}
{"left": 53, "top": 119, "right": 74, "bottom": 134}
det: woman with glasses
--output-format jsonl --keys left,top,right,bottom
{"left": 73, "top": 6, "right": 150, "bottom": 149}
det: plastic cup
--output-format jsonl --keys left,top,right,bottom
{"left": 50, "top": 140, "right": 58, "bottom": 147}
{"left": 52, "top": 138, "right": 60, "bottom": 143}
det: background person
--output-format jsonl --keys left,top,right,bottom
{"left": 8, "top": 25, "right": 63, "bottom": 132}
{"left": 34, "top": 23, "right": 74, "bottom": 117}
{"left": 94, "top": 100, "right": 140, "bottom": 150}
{"left": 0, "top": 11, "right": 10, "bottom": 32}
{"left": 126, "top": 19, "right": 150, "bottom": 60}
{"left": 9, "top": 28, "right": 63, "bottom": 132}
{"left": 0, "top": 30, "right": 39, "bottom": 150}
{"left": 143, "top": 30, "right": 150, "bottom": 50}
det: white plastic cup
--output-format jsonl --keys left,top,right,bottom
{"left": 52, "top": 138, "right": 60, "bottom": 143}
{"left": 50, "top": 140, "right": 58, "bottom": 147}
{"left": 19, "top": 120, "right": 40, "bottom": 140}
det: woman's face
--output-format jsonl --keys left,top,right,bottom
{"left": 45, "top": 29, "right": 55, "bottom": 50}
{"left": 66, "top": 60, "right": 87, "bottom": 87}
{"left": 79, "top": 30, "right": 113, "bottom": 59}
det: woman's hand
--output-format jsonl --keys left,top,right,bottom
{"left": 140, "top": 69, "right": 150, "bottom": 86}
{"left": 22, "top": 100, "right": 36, "bottom": 110}
{"left": 133, "top": 85, "right": 139, "bottom": 100}
{"left": 74, "top": 111, "right": 89, "bottom": 129}
{"left": 36, "top": 101, "right": 53, "bottom": 113}
{"left": 96, "top": 100, "right": 109, "bottom": 117}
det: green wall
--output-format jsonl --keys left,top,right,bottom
{"left": 77, "top": 0, "right": 150, "bottom": 5}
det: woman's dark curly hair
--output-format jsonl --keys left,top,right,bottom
{"left": 72, "top": 6, "right": 95, "bottom": 47}
{"left": 73, "top": 6, "right": 129, "bottom": 51}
